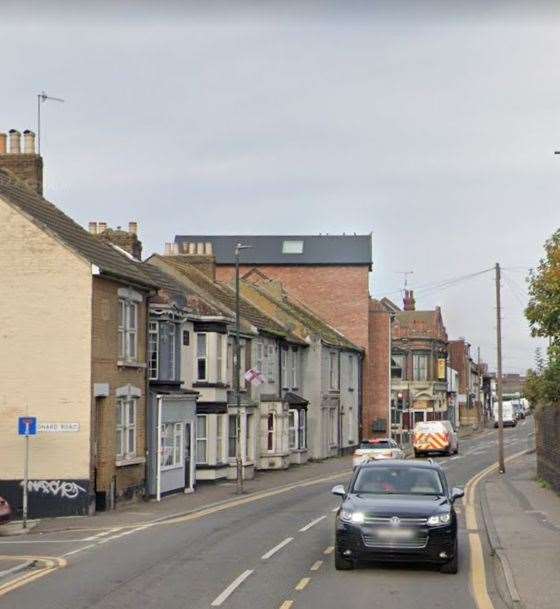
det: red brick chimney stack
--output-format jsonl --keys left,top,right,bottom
{"left": 0, "top": 128, "right": 43, "bottom": 195}
{"left": 403, "top": 289, "right": 416, "bottom": 311}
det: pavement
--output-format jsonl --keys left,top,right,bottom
{"left": 481, "top": 448, "right": 560, "bottom": 609}
{"left": 0, "top": 421, "right": 535, "bottom": 609}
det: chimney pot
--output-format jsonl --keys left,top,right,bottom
{"left": 8, "top": 129, "right": 21, "bottom": 154}
{"left": 205, "top": 242, "right": 213, "bottom": 255}
{"left": 196, "top": 242, "right": 204, "bottom": 255}
{"left": 22, "top": 130, "right": 36, "bottom": 154}
{"left": 0, "top": 133, "right": 6, "bottom": 154}
{"left": 172, "top": 243, "right": 179, "bottom": 255}
{"left": 128, "top": 221, "right": 138, "bottom": 235}
{"left": 88, "top": 221, "right": 98, "bottom": 234}
{"left": 188, "top": 242, "right": 196, "bottom": 254}
{"left": 98, "top": 222, "right": 108, "bottom": 233}
{"left": 164, "top": 243, "right": 173, "bottom": 256}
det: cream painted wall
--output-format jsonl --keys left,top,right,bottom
{"left": 0, "top": 198, "right": 92, "bottom": 480}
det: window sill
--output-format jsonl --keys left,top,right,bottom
{"left": 116, "top": 456, "right": 146, "bottom": 467}
{"left": 161, "top": 463, "right": 184, "bottom": 472}
{"left": 118, "top": 361, "right": 147, "bottom": 369}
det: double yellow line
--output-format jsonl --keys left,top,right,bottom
{"left": 0, "top": 555, "right": 67, "bottom": 598}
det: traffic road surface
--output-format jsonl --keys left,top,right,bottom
{"left": 0, "top": 421, "right": 533, "bottom": 609}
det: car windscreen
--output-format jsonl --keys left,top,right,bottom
{"left": 359, "top": 441, "right": 391, "bottom": 449}
{"left": 352, "top": 466, "right": 444, "bottom": 496}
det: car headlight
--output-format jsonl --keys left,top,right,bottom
{"left": 427, "top": 513, "right": 451, "bottom": 526}
{"left": 340, "top": 510, "right": 365, "bottom": 524}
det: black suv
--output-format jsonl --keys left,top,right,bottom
{"left": 332, "top": 460, "right": 464, "bottom": 573}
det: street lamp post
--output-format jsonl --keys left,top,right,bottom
{"left": 234, "top": 243, "right": 251, "bottom": 494}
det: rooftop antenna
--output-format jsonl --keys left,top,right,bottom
{"left": 397, "top": 270, "right": 414, "bottom": 291}
{"left": 37, "top": 91, "right": 65, "bottom": 154}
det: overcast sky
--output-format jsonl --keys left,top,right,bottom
{"left": 3, "top": 1, "right": 558, "bottom": 373}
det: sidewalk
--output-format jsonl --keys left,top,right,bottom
{"left": 31, "top": 455, "right": 353, "bottom": 535}
{"left": 481, "top": 451, "right": 560, "bottom": 609}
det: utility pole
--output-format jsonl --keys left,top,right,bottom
{"left": 234, "top": 243, "right": 251, "bottom": 494}
{"left": 495, "top": 262, "right": 505, "bottom": 473}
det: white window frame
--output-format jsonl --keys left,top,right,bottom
{"left": 148, "top": 321, "right": 159, "bottom": 380}
{"left": 196, "top": 333, "right": 208, "bottom": 381}
{"left": 119, "top": 299, "right": 138, "bottom": 362}
{"left": 116, "top": 398, "right": 137, "bottom": 460}
{"left": 228, "top": 414, "right": 238, "bottom": 459}
{"left": 168, "top": 323, "right": 176, "bottom": 380}
{"left": 266, "top": 412, "right": 275, "bottom": 453}
{"left": 160, "top": 422, "right": 184, "bottom": 470}
{"left": 298, "top": 409, "right": 307, "bottom": 449}
{"left": 216, "top": 414, "right": 224, "bottom": 463}
{"left": 288, "top": 410, "right": 297, "bottom": 450}
{"left": 291, "top": 347, "right": 298, "bottom": 388}
{"left": 196, "top": 415, "right": 208, "bottom": 464}
{"left": 216, "top": 334, "right": 224, "bottom": 383}
{"left": 281, "top": 348, "right": 289, "bottom": 388}
{"left": 329, "top": 408, "right": 337, "bottom": 445}
{"left": 329, "top": 352, "right": 339, "bottom": 390}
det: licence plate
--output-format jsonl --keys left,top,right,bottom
{"left": 376, "top": 528, "right": 414, "bottom": 539}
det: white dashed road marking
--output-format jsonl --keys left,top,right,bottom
{"left": 211, "top": 570, "right": 254, "bottom": 606}
{"left": 299, "top": 516, "right": 327, "bottom": 532}
{"left": 261, "top": 537, "right": 293, "bottom": 560}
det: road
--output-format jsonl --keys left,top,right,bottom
{"left": 0, "top": 420, "right": 534, "bottom": 609}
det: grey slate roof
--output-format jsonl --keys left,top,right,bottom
{"left": 174, "top": 234, "right": 372, "bottom": 266}
{"left": 0, "top": 169, "right": 157, "bottom": 289}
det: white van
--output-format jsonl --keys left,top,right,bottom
{"left": 412, "top": 420, "right": 459, "bottom": 457}
{"left": 493, "top": 402, "right": 517, "bottom": 427}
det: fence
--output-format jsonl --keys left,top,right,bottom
{"left": 535, "top": 404, "right": 560, "bottom": 493}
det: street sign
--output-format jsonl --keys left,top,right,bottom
{"left": 18, "top": 416, "right": 37, "bottom": 437}
{"left": 38, "top": 422, "right": 80, "bottom": 433}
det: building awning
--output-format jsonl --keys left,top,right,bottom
{"left": 196, "top": 401, "right": 228, "bottom": 414}
{"left": 283, "top": 392, "right": 309, "bottom": 408}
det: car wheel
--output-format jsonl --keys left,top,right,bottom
{"left": 440, "top": 541, "right": 458, "bottom": 574}
{"left": 334, "top": 547, "right": 354, "bottom": 570}
{"left": 414, "top": 450, "right": 420, "bottom": 458}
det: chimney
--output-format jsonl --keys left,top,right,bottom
{"left": 403, "top": 289, "right": 416, "bottom": 311}
{"left": 177, "top": 241, "right": 216, "bottom": 280}
{"left": 128, "top": 221, "right": 138, "bottom": 235}
{"left": 95, "top": 222, "right": 143, "bottom": 260}
{"left": 8, "top": 130, "right": 21, "bottom": 154}
{"left": 88, "top": 221, "right": 98, "bottom": 234}
{"left": 22, "top": 130, "right": 36, "bottom": 154}
{"left": 0, "top": 128, "right": 43, "bottom": 194}
{"left": 98, "top": 222, "right": 108, "bottom": 233}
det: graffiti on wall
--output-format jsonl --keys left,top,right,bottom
{"left": 20, "top": 480, "right": 87, "bottom": 500}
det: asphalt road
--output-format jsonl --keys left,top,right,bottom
{"left": 0, "top": 420, "right": 534, "bottom": 609}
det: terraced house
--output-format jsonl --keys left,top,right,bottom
{"left": 0, "top": 134, "right": 157, "bottom": 517}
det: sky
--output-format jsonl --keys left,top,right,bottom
{"left": 3, "top": 0, "right": 559, "bottom": 373}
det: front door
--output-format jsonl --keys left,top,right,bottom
{"left": 184, "top": 422, "right": 191, "bottom": 490}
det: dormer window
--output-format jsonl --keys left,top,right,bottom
{"left": 282, "top": 240, "right": 303, "bottom": 254}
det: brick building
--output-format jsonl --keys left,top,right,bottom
{"left": 448, "top": 338, "right": 483, "bottom": 427}
{"left": 0, "top": 134, "right": 157, "bottom": 516}
{"left": 171, "top": 234, "right": 390, "bottom": 438}
{"left": 383, "top": 291, "right": 449, "bottom": 430}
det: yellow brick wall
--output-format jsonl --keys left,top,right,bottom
{"left": 0, "top": 197, "right": 92, "bottom": 480}
{"left": 92, "top": 277, "right": 148, "bottom": 497}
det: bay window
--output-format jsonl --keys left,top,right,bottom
{"left": 291, "top": 347, "right": 298, "bottom": 388}
{"left": 281, "top": 348, "right": 288, "bottom": 388}
{"left": 289, "top": 409, "right": 307, "bottom": 450}
{"left": 413, "top": 353, "right": 429, "bottom": 381}
{"left": 216, "top": 334, "right": 224, "bottom": 383}
{"left": 196, "top": 334, "right": 207, "bottom": 381}
{"left": 196, "top": 415, "right": 207, "bottom": 463}
{"left": 148, "top": 321, "right": 159, "bottom": 380}
{"left": 216, "top": 414, "right": 224, "bottom": 463}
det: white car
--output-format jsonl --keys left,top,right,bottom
{"left": 352, "top": 438, "right": 405, "bottom": 468}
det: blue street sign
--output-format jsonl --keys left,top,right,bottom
{"left": 18, "top": 417, "right": 37, "bottom": 437}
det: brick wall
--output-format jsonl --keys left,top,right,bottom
{"left": 535, "top": 405, "right": 560, "bottom": 493}
{"left": 216, "top": 265, "right": 370, "bottom": 350}
{"left": 364, "top": 300, "right": 391, "bottom": 437}
{"left": 92, "top": 277, "right": 149, "bottom": 506}
{"left": 0, "top": 154, "right": 43, "bottom": 195}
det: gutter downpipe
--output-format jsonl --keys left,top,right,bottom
{"left": 156, "top": 395, "right": 163, "bottom": 502}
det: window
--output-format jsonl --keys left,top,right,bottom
{"left": 413, "top": 354, "right": 428, "bottom": 381}
{"left": 281, "top": 348, "right": 289, "bottom": 388}
{"left": 196, "top": 334, "right": 207, "bottom": 381}
{"left": 282, "top": 240, "right": 304, "bottom": 254}
{"left": 288, "top": 410, "right": 297, "bottom": 449}
{"left": 161, "top": 422, "right": 184, "bottom": 469}
{"left": 245, "top": 413, "right": 253, "bottom": 460}
{"left": 119, "top": 299, "right": 137, "bottom": 362}
{"left": 267, "top": 345, "right": 275, "bottom": 382}
{"left": 182, "top": 330, "right": 190, "bottom": 346}
{"left": 216, "top": 334, "right": 224, "bottom": 383}
{"left": 196, "top": 415, "right": 207, "bottom": 463}
{"left": 298, "top": 410, "right": 307, "bottom": 449}
{"left": 291, "top": 347, "right": 298, "bottom": 388}
{"left": 391, "top": 354, "right": 405, "bottom": 380}
{"left": 148, "top": 321, "right": 159, "bottom": 380}
{"left": 329, "top": 352, "right": 339, "bottom": 390}
{"left": 116, "top": 398, "right": 137, "bottom": 460}
{"left": 329, "top": 409, "right": 337, "bottom": 445}
{"left": 256, "top": 341, "right": 264, "bottom": 374}
{"left": 238, "top": 341, "right": 246, "bottom": 387}
{"left": 228, "top": 414, "right": 238, "bottom": 458}
{"left": 168, "top": 323, "right": 176, "bottom": 380}
{"left": 267, "top": 413, "right": 275, "bottom": 452}
{"left": 216, "top": 415, "right": 224, "bottom": 463}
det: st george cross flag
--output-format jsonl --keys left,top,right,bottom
{"left": 244, "top": 368, "right": 265, "bottom": 385}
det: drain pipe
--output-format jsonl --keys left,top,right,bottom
{"left": 156, "top": 395, "right": 163, "bottom": 502}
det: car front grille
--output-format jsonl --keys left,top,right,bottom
{"left": 363, "top": 516, "right": 427, "bottom": 526}
{"left": 362, "top": 532, "right": 429, "bottom": 549}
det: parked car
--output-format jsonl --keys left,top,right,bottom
{"left": 352, "top": 438, "right": 405, "bottom": 468}
{"left": 0, "top": 497, "right": 12, "bottom": 524}
{"left": 332, "top": 460, "right": 464, "bottom": 573}
{"left": 412, "top": 420, "right": 458, "bottom": 457}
